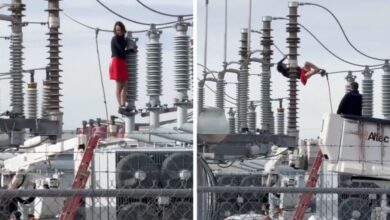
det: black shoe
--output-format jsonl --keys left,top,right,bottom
{"left": 118, "top": 107, "right": 131, "bottom": 116}
{"left": 319, "top": 69, "right": 327, "bottom": 77}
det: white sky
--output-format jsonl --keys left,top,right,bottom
{"left": 197, "top": 0, "right": 390, "bottom": 139}
{"left": 0, "top": 0, "right": 193, "bottom": 130}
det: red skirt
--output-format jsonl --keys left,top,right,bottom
{"left": 109, "top": 57, "right": 128, "bottom": 81}
{"left": 300, "top": 69, "right": 308, "bottom": 86}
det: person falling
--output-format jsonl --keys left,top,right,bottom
{"left": 276, "top": 55, "right": 327, "bottom": 85}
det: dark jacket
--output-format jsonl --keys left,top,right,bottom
{"left": 337, "top": 90, "right": 362, "bottom": 116}
{"left": 276, "top": 56, "right": 300, "bottom": 78}
{"left": 111, "top": 35, "right": 138, "bottom": 60}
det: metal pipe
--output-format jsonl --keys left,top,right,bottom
{"left": 260, "top": 16, "right": 274, "bottom": 133}
{"left": 286, "top": 2, "right": 300, "bottom": 138}
{"left": 383, "top": 61, "right": 390, "bottom": 119}
{"left": 146, "top": 25, "right": 162, "bottom": 129}
{"left": 362, "top": 66, "right": 373, "bottom": 117}
{"left": 174, "top": 18, "right": 190, "bottom": 128}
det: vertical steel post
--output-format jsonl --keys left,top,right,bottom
{"left": 286, "top": 2, "right": 300, "bottom": 138}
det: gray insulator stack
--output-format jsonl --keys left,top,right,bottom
{"left": 345, "top": 71, "right": 356, "bottom": 94}
{"left": 216, "top": 79, "right": 225, "bottom": 109}
{"left": 146, "top": 25, "right": 162, "bottom": 128}
{"left": 270, "top": 111, "right": 275, "bottom": 134}
{"left": 198, "top": 84, "right": 204, "bottom": 115}
{"left": 247, "top": 101, "right": 256, "bottom": 132}
{"left": 362, "top": 66, "right": 373, "bottom": 117}
{"left": 286, "top": 2, "right": 300, "bottom": 138}
{"left": 41, "top": 74, "right": 50, "bottom": 119}
{"left": 382, "top": 61, "right": 390, "bottom": 119}
{"left": 228, "top": 108, "right": 236, "bottom": 134}
{"left": 27, "top": 81, "right": 38, "bottom": 119}
{"left": 237, "top": 29, "right": 249, "bottom": 132}
{"left": 189, "top": 39, "right": 194, "bottom": 94}
{"left": 175, "top": 19, "right": 190, "bottom": 128}
{"left": 44, "top": 0, "right": 62, "bottom": 116}
{"left": 126, "top": 33, "right": 138, "bottom": 109}
{"left": 9, "top": 0, "right": 25, "bottom": 116}
{"left": 277, "top": 104, "right": 285, "bottom": 135}
{"left": 146, "top": 25, "right": 162, "bottom": 99}
{"left": 260, "top": 16, "right": 274, "bottom": 133}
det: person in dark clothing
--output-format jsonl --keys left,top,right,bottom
{"left": 276, "top": 55, "right": 326, "bottom": 85}
{"left": 337, "top": 82, "right": 362, "bottom": 116}
{"left": 109, "top": 21, "right": 137, "bottom": 116}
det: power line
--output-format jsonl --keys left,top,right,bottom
{"left": 62, "top": 11, "right": 174, "bottom": 34}
{"left": 301, "top": 2, "right": 389, "bottom": 61}
{"left": 251, "top": 30, "right": 285, "bottom": 56}
{"left": 136, "top": 0, "right": 192, "bottom": 18}
{"left": 197, "top": 77, "right": 237, "bottom": 105}
{"left": 96, "top": 0, "right": 192, "bottom": 26}
{"left": 274, "top": 17, "right": 383, "bottom": 68}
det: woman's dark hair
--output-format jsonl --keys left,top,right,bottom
{"left": 113, "top": 21, "right": 126, "bottom": 35}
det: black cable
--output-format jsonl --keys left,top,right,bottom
{"left": 251, "top": 30, "right": 285, "bottom": 56}
{"left": 96, "top": 0, "right": 192, "bottom": 26}
{"left": 197, "top": 77, "right": 237, "bottom": 104}
{"left": 328, "top": 66, "right": 383, "bottom": 75}
{"left": 136, "top": 0, "right": 192, "bottom": 17}
{"left": 302, "top": 2, "right": 389, "bottom": 61}
{"left": 275, "top": 17, "right": 383, "bottom": 68}
{"left": 61, "top": 11, "right": 111, "bottom": 32}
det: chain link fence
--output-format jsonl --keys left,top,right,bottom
{"left": 198, "top": 184, "right": 390, "bottom": 220}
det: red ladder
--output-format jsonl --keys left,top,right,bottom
{"left": 59, "top": 135, "right": 100, "bottom": 220}
{"left": 293, "top": 150, "right": 323, "bottom": 220}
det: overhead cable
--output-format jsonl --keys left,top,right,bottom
{"left": 136, "top": 0, "right": 192, "bottom": 17}
{"left": 301, "top": 2, "right": 389, "bottom": 61}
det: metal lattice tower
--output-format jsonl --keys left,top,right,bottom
{"left": 9, "top": 0, "right": 25, "bottom": 116}
{"left": 286, "top": 2, "right": 300, "bottom": 138}
{"left": 260, "top": 16, "right": 274, "bottom": 133}
{"left": 382, "top": 61, "right": 390, "bottom": 119}
{"left": 44, "top": 0, "right": 62, "bottom": 120}
{"left": 216, "top": 78, "right": 225, "bottom": 109}
{"left": 276, "top": 99, "right": 285, "bottom": 135}
{"left": 362, "top": 66, "right": 373, "bottom": 117}
{"left": 237, "top": 28, "right": 249, "bottom": 132}
{"left": 125, "top": 32, "right": 138, "bottom": 132}
{"left": 27, "top": 72, "right": 38, "bottom": 119}
{"left": 345, "top": 71, "right": 356, "bottom": 94}
{"left": 146, "top": 25, "right": 162, "bottom": 129}
{"left": 174, "top": 18, "right": 191, "bottom": 128}
{"left": 228, "top": 107, "right": 236, "bottom": 134}
{"left": 198, "top": 83, "right": 204, "bottom": 115}
{"left": 247, "top": 101, "right": 256, "bottom": 132}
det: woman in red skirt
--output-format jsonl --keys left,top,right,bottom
{"left": 109, "top": 21, "right": 133, "bottom": 115}
{"left": 276, "top": 56, "right": 326, "bottom": 86}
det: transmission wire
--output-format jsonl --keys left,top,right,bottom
{"left": 136, "top": 0, "right": 192, "bottom": 17}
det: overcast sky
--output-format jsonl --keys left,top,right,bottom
{"left": 197, "top": 0, "right": 390, "bottom": 139}
{"left": 0, "top": 0, "right": 192, "bottom": 130}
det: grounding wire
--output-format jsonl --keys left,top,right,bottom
{"left": 96, "top": 0, "right": 192, "bottom": 26}
{"left": 274, "top": 17, "right": 383, "bottom": 68}
{"left": 95, "top": 29, "right": 110, "bottom": 124}
{"left": 301, "top": 2, "right": 389, "bottom": 61}
{"left": 136, "top": 0, "right": 192, "bottom": 17}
